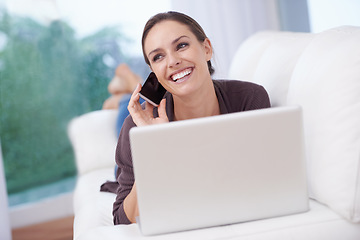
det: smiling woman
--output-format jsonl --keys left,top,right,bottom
{"left": 100, "top": 11, "right": 271, "bottom": 225}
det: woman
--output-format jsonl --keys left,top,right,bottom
{"left": 112, "top": 11, "right": 270, "bottom": 224}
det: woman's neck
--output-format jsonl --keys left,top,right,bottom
{"left": 173, "top": 80, "right": 220, "bottom": 121}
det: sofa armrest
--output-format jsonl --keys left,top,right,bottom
{"left": 68, "top": 110, "right": 118, "bottom": 176}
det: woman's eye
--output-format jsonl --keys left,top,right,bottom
{"left": 177, "top": 42, "right": 189, "bottom": 50}
{"left": 152, "top": 54, "right": 163, "bottom": 62}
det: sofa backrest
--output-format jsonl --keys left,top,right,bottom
{"left": 229, "top": 26, "right": 360, "bottom": 223}
{"left": 287, "top": 26, "right": 360, "bottom": 223}
{"left": 228, "top": 31, "right": 280, "bottom": 83}
{"left": 228, "top": 30, "right": 314, "bottom": 107}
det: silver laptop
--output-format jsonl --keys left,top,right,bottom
{"left": 129, "top": 105, "right": 309, "bottom": 236}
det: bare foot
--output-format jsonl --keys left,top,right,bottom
{"left": 102, "top": 93, "right": 126, "bottom": 110}
{"left": 108, "top": 64, "right": 142, "bottom": 95}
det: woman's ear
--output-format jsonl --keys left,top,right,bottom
{"left": 203, "top": 38, "right": 213, "bottom": 61}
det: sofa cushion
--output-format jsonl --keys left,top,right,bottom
{"left": 73, "top": 168, "right": 116, "bottom": 240}
{"left": 68, "top": 110, "right": 118, "bottom": 175}
{"left": 287, "top": 26, "right": 360, "bottom": 223}
{"left": 73, "top": 168, "right": 115, "bottom": 214}
{"left": 75, "top": 200, "right": 360, "bottom": 240}
{"left": 74, "top": 191, "right": 115, "bottom": 240}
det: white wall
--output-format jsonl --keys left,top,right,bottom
{"left": 0, "top": 141, "right": 12, "bottom": 240}
{"left": 171, "top": 0, "right": 360, "bottom": 77}
{"left": 307, "top": 0, "right": 360, "bottom": 32}
{"left": 10, "top": 192, "right": 73, "bottom": 228}
{"left": 171, "top": 0, "right": 280, "bottom": 79}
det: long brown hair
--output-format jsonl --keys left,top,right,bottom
{"left": 142, "top": 11, "right": 215, "bottom": 75}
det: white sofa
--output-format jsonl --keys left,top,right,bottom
{"left": 68, "top": 26, "right": 360, "bottom": 240}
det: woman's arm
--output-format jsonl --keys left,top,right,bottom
{"left": 112, "top": 84, "right": 169, "bottom": 224}
{"left": 123, "top": 182, "right": 139, "bottom": 223}
{"left": 112, "top": 117, "right": 137, "bottom": 225}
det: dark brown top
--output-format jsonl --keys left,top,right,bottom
{"left": 101, "top": 80, "right": 271, "bottom": 225}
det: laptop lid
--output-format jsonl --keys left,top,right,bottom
{"left": 130, "top": 106, "right": 309, "bottom": 236}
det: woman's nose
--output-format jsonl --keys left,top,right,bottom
{"left": 167, "top": 52, "right": 181, "bottom": 68}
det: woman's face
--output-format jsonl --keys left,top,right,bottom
{"left": 144, "top": 20, "right": 212, "bottom": 98}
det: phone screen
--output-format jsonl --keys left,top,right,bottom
{"left": 139, "top": 72, "right": 167, "bottom": 107}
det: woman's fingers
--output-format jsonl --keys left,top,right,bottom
{"left": 158, "top": 99, "right": 168, "bottom": 121}
{"left": 128, "top": 83, "right": 169, "bottom": 126}
{"left": 128, "top": 84, "right": 156, "bottom": 126}
{"left": 127, "top": 84, "right": 145, "bottom": 125}
{"left": 130, "top": 83, "right": 141, "bottom": 103}
{"left": 143, "top": 101, "right": 154, "bottom": 115}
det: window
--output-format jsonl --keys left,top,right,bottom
{"left": 0, "top": 0, "right": 170, "bottom": 205}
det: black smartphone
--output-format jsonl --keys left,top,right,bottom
{"left": 139, "top": 72, "right": 167, "bottom": 107}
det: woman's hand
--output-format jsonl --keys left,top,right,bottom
{"left": 128, "top": 83, "right": 169, "bottom": 126}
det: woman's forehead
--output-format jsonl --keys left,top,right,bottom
{"left": 144, "top": 21, "right": 193, "bottom": 51}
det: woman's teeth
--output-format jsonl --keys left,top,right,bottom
{"left": 172, "top": 69, "right": 192, "bottom": 82}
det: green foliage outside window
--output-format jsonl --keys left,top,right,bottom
{"left": 0, "top": 10, "right": 135, "bottom": 194}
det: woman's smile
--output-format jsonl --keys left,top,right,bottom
{"left": 170, "top": 67, "right": 193, "bottom": 83}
